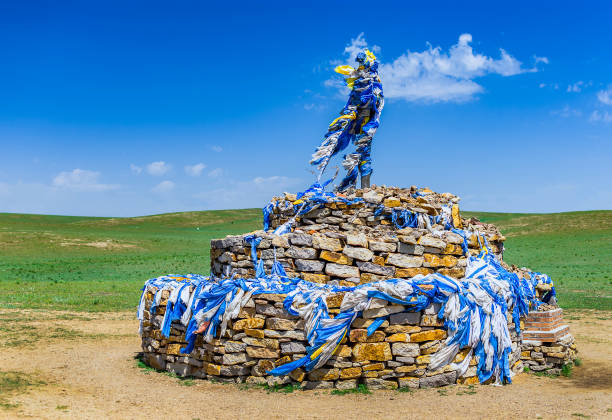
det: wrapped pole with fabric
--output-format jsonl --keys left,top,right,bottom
{"left": 310, "top": 49, "right": 384, "bottom": 191}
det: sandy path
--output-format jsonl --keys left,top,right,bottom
{"left": 0, "top": 310, "right": 610, "bottom": 420}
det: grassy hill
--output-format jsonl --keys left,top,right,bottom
{"left": 0, "top": 209, "right": 610, "bottom": 311}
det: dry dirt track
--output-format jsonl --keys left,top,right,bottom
{"left": 1, "top": 310, "right": 611, "bottom": 420}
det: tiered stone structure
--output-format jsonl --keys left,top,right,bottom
{"left": 139, "top": 185, "right": 577, "bottom": 389}
{"left": 210, "top": 186, "right": 504, "bottom": 283}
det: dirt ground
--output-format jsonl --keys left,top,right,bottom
{"left": 0, "top": 310, "right": 610, "bottom": 420}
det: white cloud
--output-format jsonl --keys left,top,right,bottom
{"left": 152, "top": 180, "right": 175, "bottom": 193}
{"left": 567, "top": 80, "right": 593, "bottom": 92}
{"left": 146, "top": 161, "right": 170, "bottom": 176}
{"left": 52, "top": 169, "right": 119, "bottom": 192}
{"left": 185, "top": 163, "right": 206, "bottom": 176}
{"left": 252, "top": 176, "right": 297, "bottom": 187}
{"left": 550, "top": 105, "right": 582, "bottom": 118}
{"left": 597, "top": 87, "right": 612, "bottom": 105}
{"left": 130, "top": 164, "right": 142, "bottom": 174}
{"left": 534, "top": 56, "right": 549, "bottom": 64}
{"left": 589, "top": 110, "right": 612, "bottom": 123}
{"left": 208, "top": 168, "right": 223, "bottom": 178}
{"left": 329, "top": 33, "right": 545, "bottom": 103}
{"left": 211, "top": 145, "right": 223, "bottom": 153}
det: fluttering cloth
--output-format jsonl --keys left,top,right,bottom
{"left": 310, "top": 50, "right": 384, "bottom": 191}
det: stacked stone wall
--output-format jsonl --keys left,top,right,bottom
{"left": 140, "top": 184, "right": 577, "bottom": 388}
{"left": 211, "top": 186, "right": 506, "bottom": 284}
{"left": 140, "top": 288, "right": 518, "bottom": 389}
{"left": 140, "top": 288, "right": 575, "bottom": 389}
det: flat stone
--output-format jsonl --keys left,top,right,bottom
{"left": 360, "top": 273, "right": 387, "bottom": 283}
{"left": 204, "top": 362, "right": 221, "bottom": 376}
{"left": 224, "top": 341, "right": 247, "bottom": 353}
{"left": 245, "top": 346, "right": 279, "bottom": 359}
{"left": 391, "top": 342, "right": 420, "bottom": 357}
{"left": 289, "top": 233, "right": 313, "bottom": 247}
{"left": 398, "top": 243, "right": 424, "bottom": 255}
{"left": 356, "top": 261, "right": 395, "bottom": 276}
{"left": 395, "top": 267, "right": 434, "bottom": 278}
{"left": 398, "top": 377, "right": 419, "bottom": 389}
{"left": 349, "top": 329, "right": 386, "bottom": 343}
{"left": 339, "top": 367, "right": 362, "bottom": 379}
{"left": 389, "top": 312, "right": 421, "bottom": 325}
{"left": 325, "top": 263, "right": 359, "bottom": 278}
{"left": 295, "top": 259, "right": 325, "bottom": 272}
{"left": 308, "top": 368, "right": 340, "bottom": 381}
{"left": 272, "top": 235, "right": 290, "bottom": 248}
{"left": 396, "top": 356, "right": 416, "bottom": 364}
{"left": 418, "top": 235, "right": 446, "bottom": 249}
{"left": 245, "top": 328, "right": 264, "bottom": 338}
{"left": 423, "top": 254, "right": 443, "bottom": 267}
{"left": 280, "top": 342, "right": 306, "bottom": 354}
{"left": 383, "top": 197, "right": 401, "bottom": 207}
{"left": 242, "top": 337, "right": 279, "bottom": 350}
{"left": 263, "top": 329, "right": 305, "bottom": 340}
{"left": 146, "top": 354, "right": 166, "bottom": 370}
{"left": 398, "top": 234, "right": 419, "bottom": 245}
{"left": 265, "top": 318, "right": 298, "bottom": 331}
{"left": 335, "top": 379, "right": 358, "bottom": 390}
{"left": 364, "top": 378, "right": 398, "bottom": 390}
{"left": 220, "top": 365, "right": 250, "bottom": 377}
{"left": 386, "top": 254, "right": 423, "bottom": 268}
{"left": 266, "top": 375, "right": 292, "bottom": 387}
{"left": 410, "top": 329, "right": 446, "bottom": 342}
{"left": 232, "top": 318, "right": 265, "bottom": 330}
{"left": 221, "top": 352, "right": 249, "bottom": 365}
{"left": 419, "top": 371, "right": 457, "bottom": 388}
{"left": 444, "top": 231, "right": 464, "bottom": 244}
{"left": 166, "top": 362, "right": 191, "bottom": 377}
{"left": 352, "top": 342, "right": 393, "bottom": 361}
{"left": 362, "top": 363, "right": 385, "bottom": 371}
{"left": 326, "top": 293, "right": 345, "bottom": 308}
{"left": 420, "top": 314, "right": 444, "bottom": 327}
{"left": 385, "top": 333, "right": 409, "bottom": 342}
{"left": 343, "top": 245, "right": 373, "bottom": 261}
{"left": 320, "top": 250, "right": 352, "bottom": 265}
{"left": 369, "top": 241, "right": 397, "bottom": 252}
{"left": 255, "top": 304, "right": 285, "bottom": 317}
{"left": 395, "top": 365, "right": 418, "bottom": 374}
{"left": 303, "top": 381, "right": 334, "bottom": 390}
{"left": 312, "top": 235, "right": 343, "bottom": 252}
{"left": 300, "top": 272, "right": 330, "bottom": 283}
{"left": 285, "top": 247, "right": 318, "bottom": 259}
{"left": 363, "top": 190, "right": 383, "bottom": 204}
{"left": 346, "top": 233, "right": 368, "bottom": 247}
{"left": 385, "top": 324, "right": 421, "bottom": 334}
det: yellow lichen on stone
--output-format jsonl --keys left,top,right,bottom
{"left": 352, "top": 342, "right": 393, "bottom": 361}
{"left": 233, "top": 318, "right": 265, "bottom": 330}
{"left": 410, "top": 329, "right": 447, "bottom": 342}
{"left": 452, "top": 204, "right": 462, "bottom": 228}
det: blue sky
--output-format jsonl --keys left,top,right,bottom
{"left": 0, "top": 1, "right": 611, "bottom": 216}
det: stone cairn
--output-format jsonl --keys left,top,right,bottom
{"left": 139, "top": 185, "right": 577, "bottom": 389}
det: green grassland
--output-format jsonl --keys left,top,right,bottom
{"left": 0, "top": 209, "right": 610, "bottom": 312}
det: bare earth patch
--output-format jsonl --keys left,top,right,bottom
{"left": 59, "top": 239, "right": 138, "bottom": 249}
{"left": 0, "top": 310, "right": 610, "bottom": 419}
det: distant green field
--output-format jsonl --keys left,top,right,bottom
{"left": 0, "top": 210, "right": 261, "bottom": 311}
{"left": 0, "top": 209, "right": 610, "bottom": 311}
{"left": 463, "top": 210, "right": 612, "bottom": 311}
